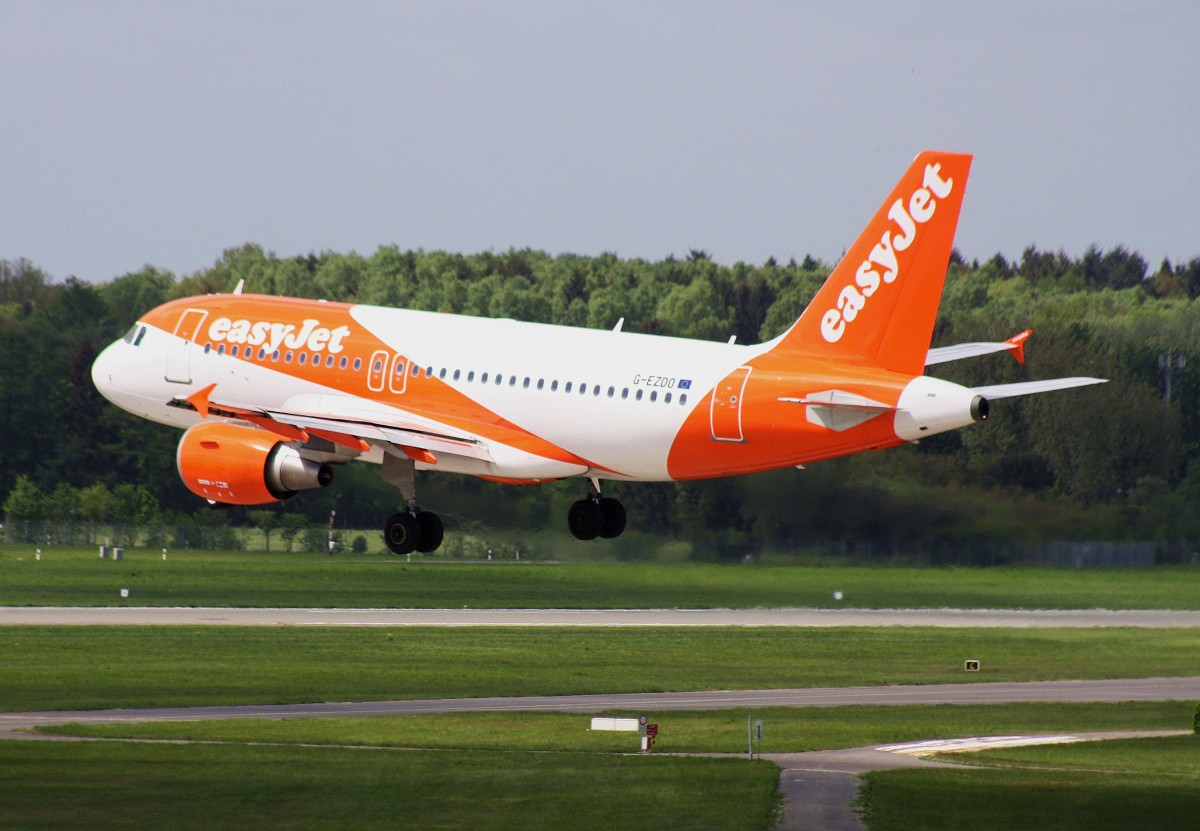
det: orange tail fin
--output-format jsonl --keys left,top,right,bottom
{"left": 775, "top": 151, "right": 972, "bottom": 375}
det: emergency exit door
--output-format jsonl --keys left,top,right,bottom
{"left": 709, "top": 366, "right": 751, "bottom": 442}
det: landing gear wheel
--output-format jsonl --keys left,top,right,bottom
{"left": 598, "top": 498, "right": 626, "bottom": 539}
{"left": 414, "top": 511, "right": 444, "bottom": 553}
{"left": 385, "top": 511, "right": 419, "bottom": 555}
{"left": 568, "top": 499, "right": 604, "bottom": 540}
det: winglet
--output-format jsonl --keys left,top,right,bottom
{"left": 1005, "top": 329, "right": 1033, "bottom": 364}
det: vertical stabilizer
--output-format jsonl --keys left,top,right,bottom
{"left": 775, "top": 151, "right": 972, "bottom": 375}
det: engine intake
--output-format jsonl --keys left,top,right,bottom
{"left": 177, "top": 421, "right": 333, "bottom": 505}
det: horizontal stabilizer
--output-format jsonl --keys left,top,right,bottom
{"left": 971, "top": 377, "right": 1107, "bottom": 400}
{"left": 926, "top": 329, "right": 1032, "bottom": 366}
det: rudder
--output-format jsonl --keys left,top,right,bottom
{"left": 775, "top": 151, "right": 972, "bottom": 375}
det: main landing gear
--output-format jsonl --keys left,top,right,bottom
{"left": 382, "top": 453, "right": 444, "bottom": 555}
{"left": 568, "top": 479, "right": 626, "bottom": 540}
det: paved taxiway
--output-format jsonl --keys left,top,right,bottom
{"left": 3, "top": 677, "right": 1198, "bottom": 733}
{"left": 5, "top": 606, "right": 1200, "bottom": 627}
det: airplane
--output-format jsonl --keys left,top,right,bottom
{"left": 91, "top": 151, "right": 1105, "bottom": 555}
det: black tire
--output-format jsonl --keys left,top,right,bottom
{"left": 415, "top": 511, "right": 444, "bottom": 553}
{"left": 385, "top": 511, "right": 419, "bottom": 555}
{"left": 567, "top": 499, "right": 603, "bottom": 540}
{"left": 598, "top": 497, "right": 626, "bottom": 538}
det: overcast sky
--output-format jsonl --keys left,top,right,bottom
{"left": 3, "top": 1, "right": 1198, "bottom": 284}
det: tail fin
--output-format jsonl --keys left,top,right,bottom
{"left": 775, "top": 151, "right": 972, "bottom": 375}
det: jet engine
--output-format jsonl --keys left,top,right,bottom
{"left": 176, "top": 421, "right": 333, "bottom": 505}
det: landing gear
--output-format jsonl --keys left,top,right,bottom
{"left": 381, "top": 452, "right": 444, "bottom": 555}
{"left": 568, "top": 480, "right": 626, "bottom": 541}
{"left": 384, "top": 509, "right": 444, "bottom": 555}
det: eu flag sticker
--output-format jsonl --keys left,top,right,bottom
{"left": 679, "top": 379, "right": 692, "bottom": 390}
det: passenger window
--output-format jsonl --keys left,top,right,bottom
{"left": 453, "top": 369, "right": 461, "bottom": 381}
{"left": 551, "top": 380, "right": 558, "bottom": 392}
{"left": 522, "top": 377, "right": 530, "bottom": 389}
{"left": 680, "top": 393, "right": 688, "bottom": 405}
{"left": 650, "top": 391, "right": 657, "bottom": 402}
{"left": 285, "top": 351, "right": 293, "bottom": 364}
{"left": 468, "top": 371, "right": 475, "bottom": 382}
{"left": 593, "top": 385, "right": 600, "bottom": 396}
{"left": 338, "top": 356, "right": 347, "bottom": 369}
{"left": 271, "top": 351, "right": 280, "bottom": 362}
{"left": 204, "top": 343, "right": 211, "bottom": 354}
{"left": 481, "top": 372, "right": 489, "bottom": 383}
{"left": 353, "top": 358, "right": 362, "bottom": 371}
{"left": 636, "top": 389, "right": 643, "bottom": 401}
{"left": 509, "top": 376, "right": 517, "bottom": 387}
{"left": 298, "top": 353, "right": 307, "bottom": 365}
{"left": 537, "top": 379, "right": 544, "bottom": 390}
{"left": 665, "top": 392, "right": 672, "bottom": 403}
{"left": 218, "top": 344, "right": 226, "bottom": 356}
{"left": 258, "top": 348, "right": 267, "bottom": 360}
{"left": 606, "top": 386, "right": 614, "bottom": 398}
{"left": 621, "top": 388, "right": 629, "bottom": 399}
{"left": 564, "top": 382, "right": 572, "bottom": 393}
{"left": 439, "top": 368, "right": 447, "bottom": 379}
{"left": 231, "top": 345, "right": 240, "bottom": 357}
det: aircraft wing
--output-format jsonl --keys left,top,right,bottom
{"left": 971, "top": 377, "right": 1108, "bottom": 400}
{"left": 266, "top": 409, "right": 494, "bottom": 462}
{"left": 175, "top": 383, "right": 494, "bottom": 464}
{"left": 926, "top": 329, "right": 1032, "bottom": 366}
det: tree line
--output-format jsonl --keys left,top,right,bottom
{"left": 2, "top": 243, "right": 1198, "bottom": 560}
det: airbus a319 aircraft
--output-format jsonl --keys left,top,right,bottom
{"left": 92, "top": 151, "right": 1104, "bottom": 554}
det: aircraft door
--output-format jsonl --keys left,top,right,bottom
{"left": 367, "top": 350, "right": 388, "bottom": 392}
{"left": 709, "top": 366, "right": 751, "bottom": 442}
{"left": 388, "top": 354, "right": 408, "bottom": 394}
{"left": 165, "top": 309, "right": 208, "bottom": 384}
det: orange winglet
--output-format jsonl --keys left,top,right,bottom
{"left": 1005, "top": 329, "right": 1033, "bottom": 364}
{"left": 398, "top": 445, "right": 438, "bottom": 465}
{"left": 242, "top": 414, "right": 310, "bottom": 443}
{"left": 185, "top": 383, "right": 218, "bottom": 418}
{"left": 309, "top": 428, "right": 371, "bottom": 453}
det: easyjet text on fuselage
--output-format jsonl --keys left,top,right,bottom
{"left": 207, "top": 317, "right": 352, "bottom": 354}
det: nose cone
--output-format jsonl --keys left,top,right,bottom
{"left": 91, "top": 340, "right": 122, "bottom": 406}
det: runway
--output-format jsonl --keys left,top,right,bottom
{"left": 4, "top": 606, "right": 1200, "bottom": 627}
{"left": 3, "top": 676, "right": 1198, "bottom": 734}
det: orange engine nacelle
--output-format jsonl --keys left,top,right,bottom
{"left": 177, "top": 422, "right": 333, "bottom": 505}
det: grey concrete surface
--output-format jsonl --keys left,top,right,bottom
{"left": 3, "top": 606, "right": 1200, "bottom": 627}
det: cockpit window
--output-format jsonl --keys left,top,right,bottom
{"left": 123, "top": 324, "right": 147, "bottom": 346}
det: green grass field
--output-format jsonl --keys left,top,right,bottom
{"left": 5, "top": 546, "right": 1198, "bottom": 829}
{"left": 4, "top": 625, "right": 1196, "bottom": 711}
{"left": 860, "top": 736, "right": 1200, "bottom": 831}
{"left": 3, "top": 544, "right": 1199, "bottom": 609}
{"left": 0, "top": 740, "right": 780, "bottom": 831}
